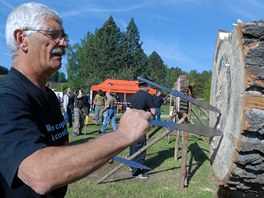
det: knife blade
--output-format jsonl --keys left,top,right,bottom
{"left": 149, "top": 120, "right": 223, "bottom": 137}
{"left": 137, "top": 76, "right": 221, "bottom": 113}
{"left": 113, "top": 157, "right": 151, "bottom": 170}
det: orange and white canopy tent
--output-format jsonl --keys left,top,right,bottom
{"left": 90, "top": 79, "right": 156, "bottom": 103}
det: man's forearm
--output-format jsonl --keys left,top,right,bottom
{"left": 18, "top": 131, "right": 130, "bottom": 195}
{"left": 103, "top": 104, "right": 110, "bottom": 112}
{"left": 18, "top": 108, "right": 151, "bottom": 195}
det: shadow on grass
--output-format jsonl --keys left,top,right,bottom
{"left": 146, "top": 147, "right": 176, "bottom": 170}
{"left": 99, "top": 148, "right": 179, "bottom": 184}
{"left": 149, "top": 166, "right": 181, "bottom": 175}
{"left": 188, "top": 135, "right": 206, "bottom": 142}
{"left": 84, "top": 128, "right": 100, "bottom": 136}
{"left": 70, "top": 132, "right": 97, "bottom": 145}
{"left": 100, "top": 165, "right": 181, "bottom": 184}
{"left": 99, "top": 176, "right": 134, "bottom": 184}
{"left": 186, "top": 142, "right": 209, "bottom": 186}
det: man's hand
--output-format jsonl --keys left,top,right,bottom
{"left": 116, "top": 107, "right": 151, "bottom": 144}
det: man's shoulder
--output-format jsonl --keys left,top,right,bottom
{"left": 132, "top": 90, "right": 147, "bottom": 98}
{"left": 152, "top": 94, "right": 158, "bottom": 99}
{"left": 0, "top": 70, "right": 25, "bottom": 95}
{"left": 64, "top": 93, "right": 72, "bottom": 98}
{"left": 136, "top": 89, "right": 149, "bottom": 95}
{"left": 99, "top": 95, "right": 105, "bottom": 100}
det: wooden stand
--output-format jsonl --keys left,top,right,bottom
{"left": 96, "top": 114, "right": 186, "bottom": 184}
{"left": 171, "top": 75, "right": 210, "bottom": 189}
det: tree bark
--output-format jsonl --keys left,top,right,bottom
{"left": 209, "top": 20, "right": 264, "bottom": 194}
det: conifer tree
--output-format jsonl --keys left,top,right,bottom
{"left": 146, "top": 51, "right": 167, "bottom": 84}
{"left": 119, "top": 18, "right": 147, "bottom": 80}
{"left": 67, "top": 43, "right": 80, "bottom": 81}
{"left": 93, "top": 16, "right": 123, "bottom": 79}
{"left": 0, "top": 66, "right": 8, "bottom": 75}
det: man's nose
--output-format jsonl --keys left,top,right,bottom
{"left": 58, "top": 37, "right": 68, "bottom": 48}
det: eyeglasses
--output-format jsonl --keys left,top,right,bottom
{"left": 24, "top": 28, "right": 69, "bottom": 42}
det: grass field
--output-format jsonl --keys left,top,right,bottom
{"left": 65, "top": 105, "right": 218, "bottom": 198}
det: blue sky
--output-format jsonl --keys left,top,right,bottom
{"left": 0, "top": 0, "right": 263, "bottom": 74}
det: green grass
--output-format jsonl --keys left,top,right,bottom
{"left": 65, "top": 105, "right": 218, "bottom": 198}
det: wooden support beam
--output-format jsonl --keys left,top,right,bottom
{"left": 191, "top": 108, "right": 206, "bottom": 126}
{"left": 179, "top": 131, "right": 189, "bottom": 190}
{"left": 97, "top": 115, "right": 186, "bottom": 184}
{"left": 198, "top": 106, "right": 209, "bottom": 120}
{"left": 148, "top": 113, "right": 177, "bottom": 140}
{"left": 97, "top": 128, "right": 172, "bottom": 184}
{"left": 174, "top": 130, "right": 180, "bottom": 160}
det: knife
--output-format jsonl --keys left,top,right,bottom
{"left": 113, "top": 157, "right": 151, "bottom": 170}
{"left": 149, "top": 120, "right": 222, "bottom": 137}
{"left": 137, "top": 76, "right": 221, "bottom": 113}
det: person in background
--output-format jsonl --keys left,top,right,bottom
{"left": 114, "top": 93, "right": 120, "bottom": 103}
{"left": 0, "top": 2, "right": 151, "bottom": 197}
{"left": 57, "top": 93, "right": 62, "bottom": 104}
{"left": 152, "top": 90, "right": 164, "bottom": 121}
{"left": 63, "top": 87, "right": 73, "bottom": 128}
{"left": 72, "top": 89, "right": 85, "bottom": 136}
{"left": 100, "top": 92, "right": 117, "bottom": 134}
{"left": 93, "top": 89, "right": 106, "bottom": 125}
{"left": 129, "top": 79, "right": 156, "bottom": 179}
{"left": 113, "top": 92, "right": 121, "bottom": 113}
{"left": 83, "top": 91, "right": 91, "bottom": 116}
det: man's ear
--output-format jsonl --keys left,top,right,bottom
{"left": 14, "top": 29, "right": 28, "bottom": 51}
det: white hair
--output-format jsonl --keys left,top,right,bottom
{"left": 5, "top": 2, "right": 63, "bottom": 58}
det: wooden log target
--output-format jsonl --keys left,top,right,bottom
{"left": 209, "top": 20, "right": 264, "bottom": 194}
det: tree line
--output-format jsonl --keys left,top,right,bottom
{"left": 66, "top": 16, "right": 211, "bottom": 100}
{"left": 0, "top": 16, "right": 212, "bottom": 100}
{"left": 0, "top": 65, "right": 67, "bottom": 82}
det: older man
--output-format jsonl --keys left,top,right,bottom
{"left": 0, "top": 3, "right": 151, "bottom": 197}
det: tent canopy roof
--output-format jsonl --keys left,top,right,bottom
{"left": 91, "top": 79, "right": 156, "bottom": 94}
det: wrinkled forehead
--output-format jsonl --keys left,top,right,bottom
{"left": 41, "top": 16, "right": 63, "bottom": 29}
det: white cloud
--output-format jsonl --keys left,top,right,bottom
{"left": 60, "top": 2, "right": 150, "bottom": 18}
{"left": 140, "top": 0, "right": 209, "bottom": 7}
{"left": 0, "top": 0, "right": 15, "bottom": 9}
{"left": 142, "top": 38, "right": 199, "bottom": 69}
{"left": 226, "top": 0, "right": 264, "bottom": 20}
{"left": 249, "top": 0, "right": 264, "bottom": 10}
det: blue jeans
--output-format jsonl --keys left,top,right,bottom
{"left": 152, "top": 107, "right": 161, "bottom": 121}
{"left": 64, "top": 107, "right": 73, "bottom": 127}
{"left": 100, "top": 108, "right": 117, "bottom": 133}
{"left": 130, "top": 135, "right": 147, "bottom": 176}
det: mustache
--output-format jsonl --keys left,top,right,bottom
{"left": 51, "top": 47, "right": 66, "bottom": 56}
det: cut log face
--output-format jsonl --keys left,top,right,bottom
{"left": 209, "top": 21, "right": 264, "bottom": 193}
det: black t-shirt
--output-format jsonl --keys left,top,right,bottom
{"left": 82, "top": 95, "right": 90, "bottom": 108}
{"left": 67, "top": 94, "right": 74, "bottom": 109}
{"left": 131, "top": 90, "right": 156, "bottom": 111}
{"left": 152, "top": 94, "right": 164, "bottom": 108}
{"left": 0, "top": 68, "right": 68, "bottom": 198}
